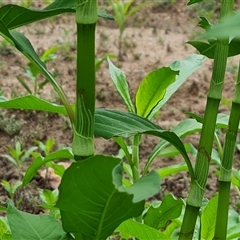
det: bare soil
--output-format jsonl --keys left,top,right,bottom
{"left": 0, "top": 0, "right": 240, "bottom": 214}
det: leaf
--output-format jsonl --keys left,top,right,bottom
{"left": 227, "top": 209, "right": 240, "bottom": 239}
{"left": 135, "top": 67, "right": 178, "bottom": 118}
{"left": 201, "top": 195, "right": 218, "bottom": 240}
{"left": 0, "top": 2, "right": 112, "bottom": 30}
{"left": 0, "top": 95, "right": 69, "bottom": 115}
{"left": 0, "top": 20, "right": 74, "bottom": 121}
{"left": 187, "top": 0, "right": 203, "bottom": 5}
{"left": 95, "top": 109, "right": 194, "bottom": 180}
{"left": 108, "top": 59, "right": 135, "bottom": 113}
{"left": 188, "top": 38, "right": 240, "bottom": 59}
{"left": 22, "top": 148, "right": 73, "bottom": 187}
{"left": 144, "top": 118, "right": 201, "bottom": 176}
{"left": 117, "top": 219, "right": 171, "bottom": 240}
{"left": 157, "top": 163, "right": 188, "bottom": 178}
{"left": 56, "top": 155, "right": 155, "bottom": 239}
{"left": 144, "top": 194, "right": 183, "bottom": 230}
{"left": 202, "top": 10, "right": 240, "bottom": 40}
{"left": 7, "top": 203, "right": 73, "bottom": 240}
{"left": 148, "top": 54, "right": 205, "bottom": 119}
{"left": 198, "top": 17, "right": 213, "bottom": 30}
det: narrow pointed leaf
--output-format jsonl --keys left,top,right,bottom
{"left": 7, "top": 203, "right": 73, "bottom": 240}
{"left": 136, "top": 67, "right": 178, "bottom": 118}
{"left": 117, "top": 219, "right": 171, "bottom": 240}
{"left": 56, "top": 155, "right": 146, "bottom": 239}
{"left": 108, "top": 59, "right": 135, "bottom": 113}
{"left": 0, "top": 2, "right": 113, "bottom": 30}
{"left": 187, "top": 0, "right": 203, "bottom": 5}
{"left": 198, "top": 17, "right": 212, "bottom": 30}
{"left": 148, "top": 54, "right": 205, "bottom": 119}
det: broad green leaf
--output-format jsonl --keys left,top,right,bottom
{"left": 135, "top": 67, "right": 178, "bottom": 118}
{"left": 148, "top": 54, "right": 205, "bottom": 119}
{"left": 157, "top": 163, "right": 188, "bottom": 178}
{"left": 22, "top": 148, "right": 73, "bottom": 187}
{"left": 0, "top": 2, "right": 113, "bottom": 30}
{"left": 95, "top": 109, "right": 193, "bottom": 179}
{"left": 188, "top": 38, "right": 240, "bottom": 59}
{"left": 56, "top": 155, "right": 147, "bottom": 239}
{"left": 117, "top": 219, "right": 171, "bottom": 240}
{"left": 227, "top": 209, "right": 240, "bottom": 239}
{"left": 108, "top": 59, "right": 135, "bottom": 113}
{"left": 7, "top": 203, "right": 73, "bottom": 240}
{"left": 144, "top": 194, "right": 183, "bottom": 230}
{"left": 201, "top": 195, "right": 218, "bottom": 240}
{"left": 187, "top": 0, "right": 203, "bottom": 5}
{"left": 202, "top": 10, "right": 240, "bottom": 40}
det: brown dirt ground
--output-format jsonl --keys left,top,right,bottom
{"left": 0, "top": 0, "right": 240, "bottom": 214}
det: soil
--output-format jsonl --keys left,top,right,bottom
{"left": 0, "top": 0, "right": 240, "bottom": 215}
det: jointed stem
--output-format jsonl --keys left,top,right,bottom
{"left": 179, "top": 0, "right": 234, "bottom": 238}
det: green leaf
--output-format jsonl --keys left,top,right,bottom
{"left": 187, "top": 0, "right": 203, "bottom": 5}
{"left": 0, "top": 95, "right": 69, "bottom": 115}
{"left": 108, "top": 58, "right": 135, "bottom": 113}
{"left": 0, "top": 21, "right": 74, "bottom": 122}
{"left": 188, "top": 38, "right": 240, "bottom": 59}
{"left": 198, "top": 17, "right": 213, "bottom": 30}
{"left": 201, "top": 195, "right": 218, "bottom": 240}
{"left": 22, "top": 148, "right": 73, "bottom": 187}
{"left": 95, "top": 109, "right": 194, "bottom": 180}
{"left": 0, "top": 2, "right": 112, "bottom": 30}
{"left": 202, "top": 10, "right": 240, "bottom": 39}
{"left": 7, "top": 203, "right": 73, "bottom": 240}
{"left": 117, "top": 219, "right": 171, "bottom": 240}
{"left": 39, "top": 189, "right": 58, "bottom": 206}
{"left": 157, "top": 163, "right": 188, "bottom": 178}
{"left": 144, "top": 194, "right": 183, "bottom": 230}
{"left": 148, "top": 54, "right": 205, "bottom": 119}
{"left": 136, "top": 67, "right": 178, "bottom": 118}
{"left": 56, "top": 155, "right": 147, "bottom": 239}
{"left": 144, "top": 118, "right": 201, "bottom": 176}
{"left": 0, "top": 218, "right": 12, "bottom": 240}
{"left": 227, "top": 209, "right": 240, "bottom": 239}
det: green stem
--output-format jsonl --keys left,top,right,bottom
{"left": 214, "top": 61, "right": 240, "bottom": 239}
{"left": 179, "top": 0, "right": 234, "bottom": 238}
{"left": 131, "top": 134, "right": 141, "bottom": 183}
{"left": 73, "top": 0, "right": 98, "bottom": 159}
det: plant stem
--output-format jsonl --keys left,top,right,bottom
{"left": 179, "top": 0, "right": 234, "bottom": 238}
{"left": 131, "top": 134, "right": 141, "bottom": 183}
{"left": 73, "top": 0, "right": 98, "bottom": 160}
{"left": 214, "top": 60, "right": 240, "bottom": 239}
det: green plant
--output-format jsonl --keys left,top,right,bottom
{"left": 0, "top": 0, "right": 240, "bottom": 239}
{"left": 110, "top": 0, "right": 149, "bottom": 60}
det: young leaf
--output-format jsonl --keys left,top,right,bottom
{"left": 135, "top": 67, "right": 178, "bottom": 118}
{"left": 117, "top": 219, "right": 171, "bottom": 240}
{"left": 148, "top": 54, "right": 205, "bottom": 119}
{"left": 144, "top": 194, "right": 183, "bottom": 230}
{"left": 56, "top": 155, "right": 145, "bottom": 239}
{"left": 7, "top": 203, "right": 73, "bottom": 240}
{"left": 108, "top": 59, "right": 135, "bottom": 113}
{"left": 201, "top": 195, "right": 218, "bottom": 240}
{"left": 22, "top": 148, "right": 73, "bottom": 187}
{"left": 157, "top": 163, "right": 188, "bottom": 178}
